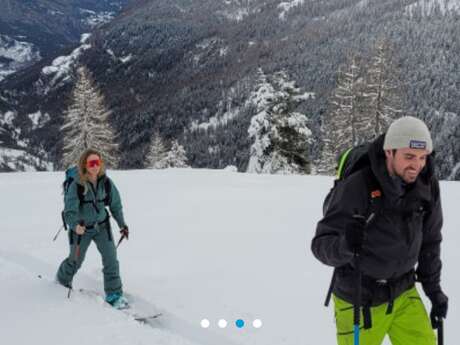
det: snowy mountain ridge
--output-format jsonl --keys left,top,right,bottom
{"left": 1, "top": 0, "right": 460, "bottom": 178}
{"left": 0, "top": 0, "right": 126, "bottom": 80}
{"left": 40, "top": 34, "right": 92, "bottom": 92}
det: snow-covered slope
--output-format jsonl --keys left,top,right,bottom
{"left": 406, "top": 0, "right": 460, "bottom": 15}
{"left": 0, "top": 0, "right": 126, "bottom": 80}
{"left": 40, "top": 34, "right": 92, "bottom": 92}
{"left": 278, "top": 0, "right": 305, "bottom": 20}
{"left": 0, "top": 35, "right": 41, "bottom": 81}
{"left": 0, "top": 169, "right": 459, "bottom": 345}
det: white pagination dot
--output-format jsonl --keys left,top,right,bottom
{"left": 201, "top": 319, "right": 210, "bottom": 328}
{"left": 253, "top": 319, "right": 263, "bottom": 328}
{"left": 218, "top": 319, "right": 228, "bottom": 328}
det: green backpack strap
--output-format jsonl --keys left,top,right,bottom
{"left": 337, "top": 148, "right": 353, "bottom": 179}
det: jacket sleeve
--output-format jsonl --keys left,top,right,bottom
{"left": 108, "top": 179, "right": 127, "bottom": 229}
{"left": 416, "top": 179, "right": 443, "bottom": 297}
{"left": 311, "top": 175, "right": 368, "bottom": 267}
{"left": 64, "top": 181, "right": 80, "bottom": 232}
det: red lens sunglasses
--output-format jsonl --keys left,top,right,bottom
{"left": 87, "top": 159, "right": 101, "bottom": 168}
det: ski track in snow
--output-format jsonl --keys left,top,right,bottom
{"left": 0, "top": 249, "right": 243, "bottom": 345}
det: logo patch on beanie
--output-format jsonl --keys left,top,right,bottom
{"left": 410, "top": 140, "right": 427, "bottom": 149}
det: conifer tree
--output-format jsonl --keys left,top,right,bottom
{"left": 61, "top": 66, "right": 118, "bottom": 168}
{"left": 146, "top": 131, "right": 168, "bottom": 169}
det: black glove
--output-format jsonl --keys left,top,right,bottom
{"left": 428, "top": 290, "right": 448, "bottom": 329}
{"left": 343, "top": 215, "right": 366, "bottom": 253}
{"left": 120, "top": 226, "right": 129, "bottom": 240}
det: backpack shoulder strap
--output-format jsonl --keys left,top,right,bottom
{"left": 76, "top": 183, "right": 85, "bottom": 205}
{"left": 324, "top": 166, "right": 383, "bottom": 307}
{"left": 63, "top": 176, "right": 85, "bottom": 206}
{"left": 361, "top": 166, "right": 383, "bottom": 225}
{"left": 103, "top": 176, "right": 112, "bottom": 206}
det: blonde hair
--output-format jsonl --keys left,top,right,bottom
{"left": 78, "top": 148, "right": 106, "bottom": 185}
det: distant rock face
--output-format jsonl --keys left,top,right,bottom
{"left": 1, "top": 0, "right": 460, "bottom": 178}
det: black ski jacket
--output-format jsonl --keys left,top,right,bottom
{"left": 311, "top": 135, "right": 444, "bottom": 306}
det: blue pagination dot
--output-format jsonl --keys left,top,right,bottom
{"left": 236, "top": 319, "right": 245, "bottom": 328}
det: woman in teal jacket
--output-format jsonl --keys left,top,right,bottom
{"left": 56, "top": 148, "right": 129, "bottom": 308}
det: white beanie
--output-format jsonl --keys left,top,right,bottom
{"left": 383, "top": 116, "right": 433, "bottom": 153}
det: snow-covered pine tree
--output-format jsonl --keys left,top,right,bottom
{"left": 247, "top": 70, "right": 313, "bottom": 174}
{"left": 146, "top": 131, "right": 168, "bottom": 169}
{"left": 61, "top": 66, "right": 118, "bottom": 168}
{"left": 363, "top": 40, "right": 403, "bottom": 138}
{"left": 270, "top": 72, "right": 313, "bottom": 174}
{"left": 246, "top": 68, "right": 277, "bottom": 173}
{"left": 163, "top": 140, "right": 189, "bottom": 168}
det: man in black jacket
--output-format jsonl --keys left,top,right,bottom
{"left": 312, "top": 116, "right": 448, "bottom": 345}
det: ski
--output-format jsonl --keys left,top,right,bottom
{"left": 77, "top": 288, "right": 162, "bottom": 324}
{"left": 38, "top": 275, "right": 162, "bottom": 326}
{"left": 134, "top": 314, "right": 163, "bottom": 323}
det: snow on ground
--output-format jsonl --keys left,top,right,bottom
{"left": 190, "top": 107, "right": 240, "bottom": 131}
{"left": 278, "top": 0, "right": 305, "bottom": 20}
{"left": 41, "top": 34, "right": 92, "bottom": 88}
{"left": 219, "top": 8, "right": 250, "bottom": 22}
{"left": 0, "top": 110, "right": 16, "bottom": 126}
{"left": 219, "top": 0, "right": 259, "bottom": 22}
{"left": 190, "top": 85, "right": 244, "bottom": 132}
{"left": 28, "top": 110, "right": 51, "bottom": 130}
{"left": 0, "top": 169, "right": 459, "bottom": 345}
{"left": 0, "top": 146, "right": 53, "bottom": 171}
{"left": 405, "top": 0, "right": 460, "bottom": 15}
{"left": 120, "top": 54, "right": 133, "bottom": 63}
{"left": 80, "top": 9, "right": 115, "bottom": 27}
{"left": 219, "top": 46, "right": 229, "bottom": 56}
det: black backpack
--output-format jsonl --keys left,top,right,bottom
{"left": 322, "top": 143, "right": 383, "bottom": 307}
{"left": 322, "top": 143, "right": 381, "bottom": 215}
{"left": 61, "top": 166, "right": 112, "bottom": 230}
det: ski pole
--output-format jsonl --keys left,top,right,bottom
{"left": 351, "top": 212, "right": 376, "bottom": 345}
{"left": 74, "top": 220, "right": 84, "bottom": 261}
{"left": 116, "top": 227, "right": 129, "bottom": 248}
{"left": 52, "top": 225, "right": 64, "bottom": 241}
{"left": 116, "top": 235, "right": 125, "bottom": 248}
{"left": 438, "top": 319, "right": 444, "bottom": 345}
{"left": 53, "top": 212, "right": 68, "bottom": 241}
{"left": 116, "top": 232, "right": 127, "bottom": 248}
{"left": 353, "top": 250, "right": 362, "bottom": 345}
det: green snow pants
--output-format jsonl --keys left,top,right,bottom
{"left": 56, "top": 221, "right": 122, "bottom": 296}
{"left": 334, "top": 286, "right": 436, "bottom": 345}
